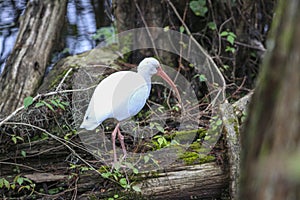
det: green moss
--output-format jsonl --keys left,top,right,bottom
{"left": 178, "top": 151, "right": 199, "bottom": 165}
{"left": 176, "top": 128, "right": 215, "bottom": 165}
{"left": 146, "top": 128, "right": 216, "bottom": 165}
{"left": 178, "top": 149, "right": 215, "bottom": 165}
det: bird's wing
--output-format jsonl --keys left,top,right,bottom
{"left": 80, "top": 72, "right": 124, "bottom": 130}
{"left": 109, "top": 72, "right": 150, "bottom": 121}
{"left": 80, "top": 71, "right": 150, "bottom": 130}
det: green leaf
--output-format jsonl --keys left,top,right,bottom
{"left": 157, "top": 137, "right": 164, "bottom": 146}
{"left": 17, "top": 177, "right": 24, "bottom": 185}
{"left": 179, "top": 26, "right": 185, "bottom": 33}
{"left": 61, "top": 101, "right": 69, "bottom": 106}
{"left": 42, "top": 101, "right": 54, "bottom": 111}
{"left": 23, "top": 177, "right": 32, "bottom": 184}
{"left": 57, "top": 103, "right": 65, "bottom": 110}
{"left": 225, "top": 46, "right": 236, "bottom": 53}
{"left": 132, "top": 185, "right": 142, "bottom": 192}
{"left": 190, "top": 0, "right": 208, "bottom": 17}
{"left": 133, "top": 168, "right": 139, "bottom": 174}
{"left": 24, "top": 96, "right": 33, "bottom": 108}
{"left": 223, "top": 65, "right": 230, "bottom": 70}
{"left": 119, "top": 178, "right": 128, "bottom": 188}
{"left": 64, "top": 132, "right": 73, "bottom": 140}
{"left": 113, "top": 194, "right": 119, "bottom": 198}
{"left": 101, "top": 172, "right": 111, "bottom": 179}
{"left": 80, "top": 166, "right": 89, "bottom": 172}
{"left": 48, "top": 187, "right": 60, "bottom": 194}
{"left": 16, "top": 136, "right": 24, "bottom": 141}
{"left": 229, "top": 32, "right": 237, "bottom": 38}
{"left": 207, "top": 22, "right": 217, "bottom": 30}
{"left": 227, "top": 35, "right": 235, "bottom": 45}
{"left": 4, "top": 178, "right": 10, "bottom": 189}
{"left": 216, "top": 119, "right": 223, "bottom": 126}
{"left": 163, "top": 26, "right": 170, "bottom": 32}
{"left": 172, "top": 105, "right": 180, "bottom": 112}
{"left": 50, "top": 99, "right": 59, "bottom": 107}
{"left": 12, "top": 136, "right": 17, "bottom": 144}
{"left": 35, "top": 102, "right": 44, "bottom": 108}
{"left": 21, "top": 150, "right": 26, "bottom": 157}
{"left": 220, "top": 31, "right": 228, "bottom": 37}
{"left": 10, "top": 183, "right": 16, "bottom": 190}
{"left": 199, "top": 74, "right": 207, "bottom": 82}
{"left": 156, "top": 125, "right": 165, "bottom": 133}
{"left": 0, "top": 178, "right": 4, "bottom": 188}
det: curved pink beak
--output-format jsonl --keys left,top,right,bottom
{"left": 156, "top": 66, "right": 181, "bottom": 104}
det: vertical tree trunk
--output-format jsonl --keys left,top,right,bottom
{"left": 240, "top": 0, "right": 300, "bottom": 199}
{"left": 0, "top": 0, "right": 67, "bottom": 117}
{"left": 112, "top": 0, "right": 191, "bottom": 67}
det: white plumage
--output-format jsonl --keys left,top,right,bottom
{"left": 80, "top": 57, "right": 180, "bottom": 163}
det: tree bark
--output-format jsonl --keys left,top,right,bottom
{"left": 0, "top": 0, "right": 67, "bottom": 117}
{"left": 136, "top": 163, "right": 228, "bottom": 200}
{"left": 240, "top": 0, "right": 300, "bottom": 199}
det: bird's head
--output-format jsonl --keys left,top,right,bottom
{"left": 138, "top": 57, "right": 182, "bottom": 104}
{"left": 137, "top": 57, "right": 161, "bottom": 76}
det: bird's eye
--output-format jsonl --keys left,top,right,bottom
{"left": 85, "top": 116, "right": 89, "bottom": 120}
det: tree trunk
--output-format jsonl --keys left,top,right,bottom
{"left": 0, "top": 0, "right": 67, "bottom": 117}
{"left": 112, "top": 0, "right": 187, "bottom": 64}
{"left": 240, "top": 0, "right": 300, "bottom": 199}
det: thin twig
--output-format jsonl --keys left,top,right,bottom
{"left": 218, "top": 17, "right": 233, "bottom": 56}
{"left": 0, "top": 161, "right": 44, "bottom": 172}
{"left": 56, "top": 68, "right": 73, "bottom": 92}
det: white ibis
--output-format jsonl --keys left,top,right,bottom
{"left": 80, "top": 57, "right": 181, "bottom": 163}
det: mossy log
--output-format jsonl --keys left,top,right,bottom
{"left": 0, "top": 136, "right": 229, "bottom": 199}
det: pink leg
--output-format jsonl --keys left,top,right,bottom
{"left": 111, "top": 123, "right": 120, "bottom": 163}
{"left": 117, "top": 128, "right": 127, "bottom": 160}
